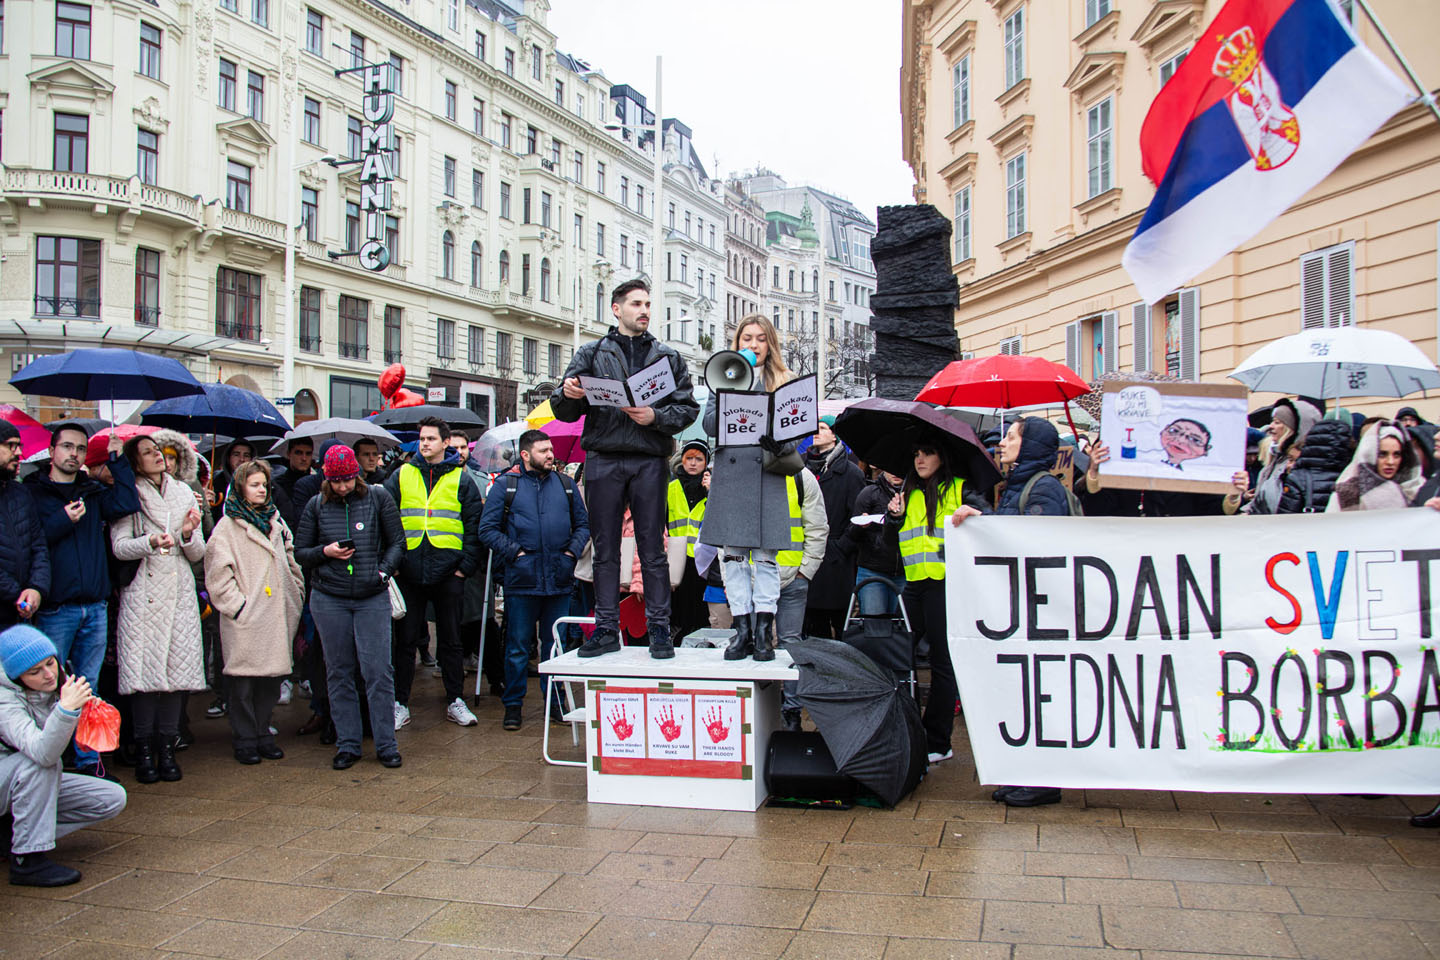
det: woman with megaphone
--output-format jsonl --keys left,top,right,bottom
{"left": 699, "top": 315, "right": 804, "bottom": 661}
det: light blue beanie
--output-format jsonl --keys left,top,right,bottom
{"left": 0, "top": 625, "right": 58, "bottom": 680}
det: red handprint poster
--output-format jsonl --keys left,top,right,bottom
{"left": 694, "top": 694, "right": 742, "bottom": 763}
{"left": 597, "top": 692, "right": 645, "bottom": 759}
{"left": 647, "top": 693, "right": 694, "bottom": 760}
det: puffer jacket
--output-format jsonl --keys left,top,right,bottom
{"left": 1247, "top": 396, "right": 1325, "bottom": 514}
{"left": 1276, "top": 419, "right": 1353, "bottom": 514}
{"left": 478, "top": 466, "right": 590, "bottom": 596}
{"left": 550, "top": 327, "right": 700, "bottom": 457}
{"left": 295, "top": 484, "right": 405, "bottom": 600}
{"left": 27, "top": 456, "right": 140, "bottom": 607}
{"left": 383, "top": 449, "right": 483, "bottom": 583}
{"left": 0, "top": 474, "right": 50, "bottom": 612}
{"left": 0, "top": 669, "right": 79, "bottom": 767}
{"left": 996, "top": 419, "right": 1070, "bottom": 516}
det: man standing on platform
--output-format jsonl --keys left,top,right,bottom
{"left": 551, "top": 279, "right": 698, "bottom": 659}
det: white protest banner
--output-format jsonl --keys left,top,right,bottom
{"left": 579, "top": 375, "right": 630, "bottom": 408}
{"left": 946, "top": 511, "right": 1440, "bottom": 794}
{"left": 627, "top": 357, "right": 676, "bottom": 406}
{"left": 717, "top": 391, "right": 770, "bottom": 444}
{"left": 770, "top": 374, "right": 819, "bottom": 444}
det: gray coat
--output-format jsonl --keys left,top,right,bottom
{"left": 697, "top": 385, "right": 797, "bottom": 552}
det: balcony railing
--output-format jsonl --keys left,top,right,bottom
{"left": 216, "top": 319, "right": 261, "bottom": 341}
{"left": 384, "top": 348, "right": 403, "bottom": 364}
{"left": 299, "top": 335, "right": 321, "bottom": 352}
{"left": 219, "top": 207, "right": 285, "bottom": 243}
{"left": 339, "top": 340, "right": 368, "bottom": 360}
{"left": 3, "top": 168, "right": 199, "bottom": 222}
{"left": 134, "top": 305, "right": 161, "bottom": 327}
{"left": 35, "top": 295, "right": 101, "bottom": 318}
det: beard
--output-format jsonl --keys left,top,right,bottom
{"left": 0, "top": 460, "right": 16, "bottom": 482}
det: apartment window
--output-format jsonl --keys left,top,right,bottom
{"left": 595, "top": 223, "right": 605, "bottom": 257}
{"left": 504, "top": 48, "right": 514, "bottom": 77}
{"left": 251, "top": 0, "right": 267, "bottom": 28}
{"left": 521, "top": 253, "right": 531, "bottom": 294}
{"left": 620, "top": 177, "right": 629, "bottom": 206}
{"left": 530, "top": 43, "right": 541, "bottom": 81}
{"left": 246, "top": 71, "right": 264, "bottom": 122}
{"left": 441, "top": 231, "right": 454, "bottom": 279}
{"left": 472, "top": 98, "right": 484, "bottom": 135}
{"left": 346, "top": 115, "right": 362, "bottom": 159}
{"left": 499, "top": 181, "right": 511, "bottom": 219}
{"left": 218, "top": 59, "right": 237, "bottom": 111}
{"left": 471, "top": 168, "right": 483, "bottom": 207}
{"left": 1004, "top": 9, "right": 1024, "bottom": 89}
{"left": 470, "top": 241, "right": 482, "bottom": 286}
{"left": 540, "top": 191, "right": 551, "bottom": 228}
{"left": 1085, "top": 0, "right": 1110, "bottom": 26}
{"left": 635, "top": 240, "right": 644, "bottom": 271}
{"left": 525, "top": 125, "right": 538, "bottom": 155}
{"left": 443, "top": 156, "right": 456, "bottom": 197}
{"left": 305, "top": 8, "right": 323, "bottom": 55}
{"left": 620, "top": 235, "right": 629, "bottom": 268}
{"left": 1159, "top": 51, "right": 1187, "bottom": 86}
{"left": 680, "top": 255, "right": 688, "bottom": 283}
{"left": 136, "top": 129, "right": 158, "bottom": 185}
{"left": 952, "top": 54, "right": 970, "bottom": 128}
{"left": 298, "top": 286, "right": 321, "bottom": 350}
{"left": 572, "top": 150, "right": 583, "bottom": 182}
{"left": 53, "top": 114, "right": 88, "bottom": 172}
{"left": 548, "top": 343, "right": 562, "bottom": 379}
{"left": 384, "top": 305, "right": 403, "bottom": 362}
{"left": 576, "top": 93, "right": 584, "bottom": 117}
{"left": 1005, "top": 152, "right": 1026, "bottom": 238}
{"left": 55, "top": 2, "right": 90, "bottom": 59}
{"left": 668, "top": 203, "right": 676, "bottom": 229}
{"left": 345, "top": 201, "right": 359, "bottom": 250}
{"left": 772, "top": 266, "right": 780, "bottom": 288}
{"left": 444, "top": 80, "right": 457, "bottom": 121}
{"left": 139, "top": 22, "right": 162, "bottom": 78}
{"left": 134, "top": 248, "right": 160, "bottom": 326}
{"left": 300, "top": 187, "right": 318, "bottom": 241}
{"left": 548, "top": 138, "right": 561, "bottom": 168}
{"left": 709, "top": 225, "right": 716, "bottom": 249}
{"left": 1087, "top": 97, "right": 1113, "bottom": 198}
{"left": 788, "top": 269, "right": 795, "bottom": 291}
{"left": 221, "top": 0, "right": 236, "bottom": 14}
{"left": 499, "top": 113, "right": 512, "bottom": 149}
{"left": 496, "top": 332, "right": 513, "bottom": 370}
{"left": 474, "top": 30, "right": 485, "bottom": 61}
{"left": 384, "top": 215, "right": 399, "bottom": 264}
{"left": 337, "top": 295, "right": 368, "bottom": 358}
{"left": 388, "top": 135, "right": 401, "bottom": 179}
{"left": 574, "top": 214, "right": 584, "bottom": 248}
{"left": 436, "top": 318, "right": 455, "bottom": 360}
{"left": 828, "top": 279, "right": 836, "bottom": 301}
{"left": 636, "top": 184, "right": 645, "bottom": 216}
{"left": 498, "top": 250, "right": 509, "bottom": 284}
{"left": 709, "top": 276, "right": 715, "bottom": 300}
{"left": 523, "top": 337, "right": 538, "bottom": 375}
{"left": 1300, "top": 242, "right": 1356, "bottom": 329}
{"left": 349, "top": 31, "right": 364, "bottom": 69}
{"left": 35, "top": 237, "right": 101, "bottom": 317}
{"left": 467, "top": 324, "right": 483, "bottom": 364}
{"left": 388, "top": 53, "right": 404, "bottom": 96}
{"left": 302, "top": 97, "right": 321, "bottom": 144}
{"left": 225, "top": 160, "right": 251, "bottom": 212}
{"left": 685, "top": 211, "right": 692, "bottom": 237}
{"left": 595, "top": 162, "right": 606, "bottom": 194}
{"left": 522, "top": 187, "right": 531, "bottom": 223}
{"left": 216, "top": 267, "right": 262, "bottom": 340}
{"left": 446, "top": 0, "right": 457, "bottom": 31}
{"left": 554, "top": 79, "right": 564, "bottom": 106}
{"left": 540, "top": 258, "right": 551, "bottom": 301}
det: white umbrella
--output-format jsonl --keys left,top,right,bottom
{"left": 284, "top": 417, "right": 401, "bottom": 450}
{"left": 1229, "top": 327, "right": 1440, "bottom": 400}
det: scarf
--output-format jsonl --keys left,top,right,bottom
{"left": 1330, "top": 423, "right": 1422, "bottom": 512}
{"left": 225, "top": 489, "right": 277, "bottom": 535}
{"left": 675, "top": 468, "right": 706, "bottom": 508}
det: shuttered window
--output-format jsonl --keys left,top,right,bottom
{"left": 1100, "top": 311, "right": 1118, "bottom": 375}
{"left": 1065, "top": 321, "right": 1080, "bottom": 374}
{"left": 1131, "top": 303, "right": 1151, "bottom": 373}
{"left": 1300, "top": 242, "right": 1355, "bottom": 329}
{"left": 1000, "top": 336, "right": 1021, "bottom": 356}
{"left": 1178, "top": 288, "right": 1200, "bottom": 380}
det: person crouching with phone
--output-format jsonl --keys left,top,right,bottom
{"left": 0, "top": 625, "right": 126, "bottom": 886}
{"left": 295, "top": 446, "right": 406, "bottom": 771}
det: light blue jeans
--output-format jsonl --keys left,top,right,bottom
{"left": 855, "top": 567, "right": 900, "bottom": 617}
{"left": 722, "top": 548, "right": 780, "bottom": 615}
{"left": 35, "top": 601, "right": 108, "bottom": 768}
{"left": 777, "top": 575, "right": 810, "bottom": 712}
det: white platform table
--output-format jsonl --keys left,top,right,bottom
{"left": 538, "top": 646, "right": 797, "bottom": 811}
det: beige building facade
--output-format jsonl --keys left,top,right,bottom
{"left": 902, "top": 0, "right": 1440, "bottom": 419}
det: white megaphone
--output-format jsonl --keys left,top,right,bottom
{"left": 702, "top": 349, "right": 755, "bottom": 392}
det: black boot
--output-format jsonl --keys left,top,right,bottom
{"left": 156, "top": 738, "right": 182, "bottom": 782}
{"left": 134, "top": 738, "right": 159, "bottom": 785}
{"left": 753, "top": 612, "right": 776, "bottom": 662}
{"left": 9, "top": 852, "right": 81, "bottom": 887}
{"left": 578, "top": 628, "right": 622, "bottom": 658}
{"left": 648, "top": 625, "right": 674, "bottom": 660}
{"left": 723, "top": 615, "right": 753, "bottom": 661}
{"left": 782, "top": 709, "right": 802, "bottom": 732}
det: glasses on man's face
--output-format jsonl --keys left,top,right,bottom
{"left": 1162, "top": 425, "right": 1208, "bottom": 447}
{"left": 53, "top": 441, "right": 85, "bottom": 454}
{"left": 4, "top": 441, "right": 22, "bottom": 453}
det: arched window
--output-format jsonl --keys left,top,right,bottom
{"left": 499, "top": 250, "right": 510, "bottom": 284}
{"left": 540, "top": 258, "right": 551, "bottom": 302}
{"left": 470, "top": 241, "right": 483, "bottom": 287}
{"left": 441, "top": 231, "right": 454, "bottom": 279}
{"left": 812, "top": 269, "right": 819, "bottom": 292}
{"left": 293, "top": 389, "right": 320, "bottom": 425}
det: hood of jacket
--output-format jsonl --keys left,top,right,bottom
{"left": 149, "top": 429, "right": 198, "bottom": 485}
{"left": 1272, "top": 397, "right": 1326, "bottom": 454}
{"left": 1293, "top": 420, "right": 1354, "bottom": 474}
{"left": 1007, "top": 418, "right": 1060, "bottom": 487}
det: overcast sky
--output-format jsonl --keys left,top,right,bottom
{"left": 545, "top": 0, "right": 916, "bottom": 223}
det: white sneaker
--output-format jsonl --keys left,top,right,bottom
{"left": 268, "top": 725, "right": 278, "bottom": 736}
{"left": 277, "top": 680, "right": 293, "bottom": 705}
{"left": 393, "top": 703, "right": 411, "bottom": 730}
{"left": 927, "top": 749, "right": 953, "bottom": 764}
{"left": 297, "top": 680, "right": 312, "bottom": 698}
{"left": 463, "top": 654, "right": 479, "bottom": 674}
{"left": 446, "top": 697, "right": 478, "bottom": 727}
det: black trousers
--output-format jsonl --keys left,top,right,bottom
{"left": 904, "top": 579, "right": 956, "bottom": 755}
{"left": 131, "top": 691, "right": 185, "bottom": 740}
{"left": 227, "top": 676, "right": 282, "bottom": 749}
{"left": 670, "top": 562, "right": 707, "bottom": 643}
{"left": 586, "top": 453, "right": 670, "bottom": 633}
{"left": 394, "top": 576, "right": 464, "bottom": 704}
{"left": 803, "top": 607, "right": 847, "bottom": 641}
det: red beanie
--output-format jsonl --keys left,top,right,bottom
{"left": 323, "top": 444, "right": 360, "bottom": 481}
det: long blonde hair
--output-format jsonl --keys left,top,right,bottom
{"left": 733, "top": 314, "right": 792, "bottom": 389}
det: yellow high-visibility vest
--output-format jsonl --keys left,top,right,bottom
{"left": 397, "top": 463, "right": 463, "bottom": 551}
{"left": 775, "top": 475, "right": 804, "bottom": 570}
{"left": 666, "top": 478, "right": 707, "bottom": 558}
{"left": 899, "top": 480, "right": 965, "bottom": 582}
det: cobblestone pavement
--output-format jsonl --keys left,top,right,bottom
{"left": 8, "top": 672, "right": 1440, "bottom": 960}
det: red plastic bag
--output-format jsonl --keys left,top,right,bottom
{"left": 75, "top": 698, "right": 121, "bottom": 753}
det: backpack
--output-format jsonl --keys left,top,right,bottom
{"left": 1018, "top": 471, "right": 1084, "bottom": 517}
{"left": 497, "top": 470, "right": 577, "bottom": 535}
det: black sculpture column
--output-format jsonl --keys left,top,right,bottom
{"left": 868, "top": 205, "right": 960, "bottom": 401}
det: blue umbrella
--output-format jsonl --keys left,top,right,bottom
{"left": 11, "top": 348, "right": 204, "bottom": 401}
{"left": 142, "top": 382, "right": 290, "bottom": 437}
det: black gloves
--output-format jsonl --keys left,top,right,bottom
{"left": 759, "top": 435, "right": 784, "bottom": 457}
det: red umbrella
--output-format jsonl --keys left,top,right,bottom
{"left": 85, "top": 424, "right": 160, "bottom": 467}
{"left": 540, "top": 416, "right": 586, "bottom": 464}
{"left": 0, "top": 406, "right": 53, "bottom": 459}
{"left": 915, "top": 356, "right": 1090, "bottom": 439}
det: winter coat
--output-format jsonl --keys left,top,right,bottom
{"left": 550, "top": 327, "right": 700, "bottom": 458}
{"left": 479, "top": 467, "right": 590, "bottom": 596}
{"left": 204, "top": 516, "right": 305, "bottom": 677}
{"left": 996, "top": 419, "right": 1069, "bottom": 517}
{"left": 698, "top": 372, "right": 799, "bottom": 552}
{"left": 295, "top": 484, "right": 405, "bottom": 600}
{"left": 1328, "top": 422, "right": 1423, "bottom": 512}
{"left": 0, "top": 670, "right": 78, "bottom": 767}
{"left": 383, "top": 449, "right": 483, "bottom": 584}
{"left": 805, "top": 444, "right": 863, "bottom": 609}
{"left": 27, "top": 456, "right": 140, "bottom": 608}
{"left": 110, "top": 475, "right": 207, "bottom": 695}
{"left": 1276, "top": 420, "right": 1353, "bottom": 514}
{"left": 0, "top": 474, "right": 50, "bottom": 611}
{"left": 842, "top": 475, "right": 903, "bottom": 580}
{"left": 1246, "top": 397, "right": 1324, "bottom": 514}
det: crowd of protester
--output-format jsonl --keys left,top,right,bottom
{"left": 3, "top": 279, "right": 1440, "bottom": 890}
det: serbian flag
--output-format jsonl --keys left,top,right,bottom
{"left": 1122, "top": 0, "right": 1412, "bottom": 304}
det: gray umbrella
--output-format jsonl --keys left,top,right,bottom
{"left": 783, "top": 638, "right": 928, "bottom": 808}
{"left": 284, "top": 417, "right": 401, "bottom": 450}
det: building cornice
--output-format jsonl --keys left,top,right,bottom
{"left": 1130, "top": 0, "right": 1204, "bottom": 58}
{"left": 937, "top": 19, "right": 976, "bottom": 60}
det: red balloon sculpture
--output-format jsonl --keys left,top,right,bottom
{"left": 390, "top": 387, "right": 425, "bottom": 408}
{"left": 378, "top": 363, "right": 405, "bottom": 407}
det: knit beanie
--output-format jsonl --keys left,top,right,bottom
{"left": 1273, "top": 404, "right": 1298, "bottom": 433}
{"left": 819, "top": 415, "right": 837, "bottom": 429}
{"left": 0, "top": 421, "right": 19, "bottom": 445}
{"left": 680, "top": 439, "right": 710, "bottom": 461}
{"left": 322, "top": 444, "right": 360, "bottom": 481}
{"left": 0, "top": 625, "right": 58, "bottom": 680}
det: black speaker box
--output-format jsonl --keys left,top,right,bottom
{"left": 765, "top": 731, "right": 856, "bottom": 801}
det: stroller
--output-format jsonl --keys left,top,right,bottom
{"left": 840, "top": 576, "right": 917, "bottom": 700}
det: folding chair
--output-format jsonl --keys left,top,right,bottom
{"left": 541, "top": 615, "right": 595, "bottom": 767}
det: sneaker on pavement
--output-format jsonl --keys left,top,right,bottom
{"left": 446, "top": 698, "right": 478, "bottom": 727}
{"left": 418, "top": 650, "right": 437, "bottom": 668}
{"left": 393, "top": 703, "right": 411, "bottom": 730}
{"left": 277, "top": 680, "right": 293, "bottom": 705}
{"left": 205, "top": 698, "right": 227, "bottom": 718}
{"left": 577, "top": 629, "right": 621, "bottom": 658}
{"left": 431, "top": 665, "right": 444, "bottom": 678}
{"left": 9, "top": 852, "right": 81, "bottom": 887}
{"left": 1003, "top": 786, "right": 1062, "bottom": 807}
{"left": 927, "top": 749, "right": 954, "bottom": 764}
{"left": 503, "top": 705, "right": 522, "bottom": 731}
{"left": 378, "top": 750, "right": 403, "bottom": 768}
{"left": 297, "top": 680, "right": 312, "bottom": 698}
{"left": 463, "top": 654, "right": 479, "bottom": 674}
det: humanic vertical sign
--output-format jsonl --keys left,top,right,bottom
{"left": 337, "top": 61, "right": 397, "bottom": 271}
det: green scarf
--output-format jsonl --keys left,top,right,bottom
{"left": 225, "top": 489, "right": 277, "bottom": 536}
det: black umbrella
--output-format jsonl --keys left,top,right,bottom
{"left": 833, "top": 398, "right": 1001, "bottom": 489}
{"left": 783, "top": 638, "right": 928, "bottom": 808}
{"left": 370, "top": 404, "right": 487, "bottom": 431}
{"left": 45, "top": 417, "right": 111, "bottom": 437}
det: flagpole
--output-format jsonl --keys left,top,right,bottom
{"left": 1353, "top": 0, "right": 1440, "bottom": 127}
